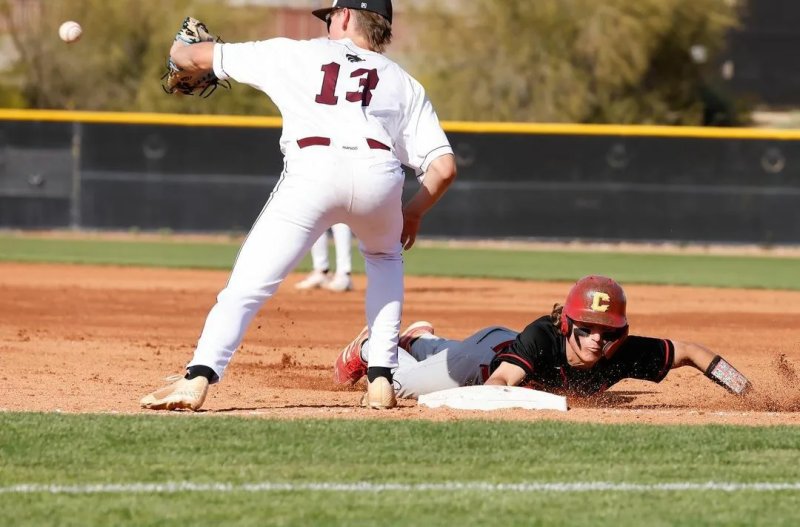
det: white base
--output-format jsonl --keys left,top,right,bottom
{"left": 418, "top": 385, "right": 568, "bottom": 412}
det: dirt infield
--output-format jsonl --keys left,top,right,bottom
{"left": 1, "top": 262, "right": 799, "bottom": 426}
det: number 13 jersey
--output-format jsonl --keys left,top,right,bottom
{"left": 213, "top": 37, "right": 453, "bottom": 175}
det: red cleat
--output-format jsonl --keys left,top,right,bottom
{"left": 399, "top": 321, "right": 434, "bottom": 351}
{"left": 333, "top": 326, "right": 370, "bottom": 385}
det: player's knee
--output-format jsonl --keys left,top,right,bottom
{"left": 216, "top": 284, "right": 273, "bottom": 307}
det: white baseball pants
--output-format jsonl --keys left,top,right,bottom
{"left": 189, "top": 141, "right": 405, "bottom": 382}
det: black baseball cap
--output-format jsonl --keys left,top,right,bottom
{"left": 312, "top": 0, "right": 393, "bottom": 24}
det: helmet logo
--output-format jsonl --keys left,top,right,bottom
{"left": 590, "top": 292, "right": 611, "bottom": 312}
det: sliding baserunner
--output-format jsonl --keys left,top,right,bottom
{"left": 334, "top": 275, "right": 751, "bottom": 399}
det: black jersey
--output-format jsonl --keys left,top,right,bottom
{"left": 488, "top": 316, "right": 674, "bottom": 397}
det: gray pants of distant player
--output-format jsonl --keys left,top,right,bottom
{"left": 389, "top": 326, "right": 519, "bottom": 399}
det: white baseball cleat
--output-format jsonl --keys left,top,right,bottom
{"left": 140, "top": 375, "right": 209, "bottom": 411}
{"left": 399, "top": 320, "right": 435, "bottom": 351}
{"left": 361, "top": 376, "right": 397, "bottom": 409}
{"left": 294, "top": 269, "right": 329, "bottom": 290}
{"left": 322, "top": 272, "right": 353, "bottom": 292}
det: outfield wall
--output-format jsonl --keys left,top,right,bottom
{"left": 1, "top": 110, "right": 799, "bottom": 244}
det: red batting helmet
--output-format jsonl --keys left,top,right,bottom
{"left": 561, "top": 275, "right": 628, "bottom": 330}
{"left": 560, "top": 276, "right": 629, "bottom": 358}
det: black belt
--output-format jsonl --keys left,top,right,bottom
{"left": 296, "top": 136, "right": 390, "bottom": 151}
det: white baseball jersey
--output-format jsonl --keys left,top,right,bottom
{"left": 213, "top": 37, "right": 452, "bottom": 175}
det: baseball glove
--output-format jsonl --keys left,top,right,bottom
{"left": 161, "top": 17, "right": 230, "bottom": 98}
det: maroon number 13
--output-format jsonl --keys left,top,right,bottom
{"left": 315, "top": 62, "right": 380, "bottom": 106}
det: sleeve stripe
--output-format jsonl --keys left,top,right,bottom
{"left": 491, "top": 340, "right": 516, "bottom": 353}
{"left": 658, "top": 339, "right": 674, "bottom": 380}
{"left": 212, "top": 43, "right": 230, "bottom": 81}
{"left": 496, "top": 353, "right": 534, "bottom": 373}
{"left": 220, "top": 45, "right": 230, "bottom": 79}
{"left": 419, "top": 144, "right": 453, "bottom": 173}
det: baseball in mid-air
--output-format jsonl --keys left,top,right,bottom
{"left": 58, "top": 21, "right": 82, "bottom": 43}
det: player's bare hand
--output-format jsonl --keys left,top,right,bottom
{"left": 169, "top": 39, "right": 188, "bottom": 58}
{"left": 401, "top": 215, "right": 421, "bottom": 250}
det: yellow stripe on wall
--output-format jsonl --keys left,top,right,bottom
{"left": 441, "top": 120, "right": 800, "bottom": 140}
{"left": 0, "top": 109, "right": 282, "bottom": 128}
{"left": 2, "top": 108, "right": 800, "bottom": 140}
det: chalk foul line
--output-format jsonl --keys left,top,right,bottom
{"left": 1, "top": 481, "right": 800, "bottom": 495}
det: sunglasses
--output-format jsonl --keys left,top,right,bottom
{"left": 569, "top": 318, "right": 623, "bottom": 342}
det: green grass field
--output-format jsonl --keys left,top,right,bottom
{"left": 1, "top": 414, "right": 799, "bottom": 526}
{"left": 1, "top": 233, "right": 799, "bottom": 526}
{"left": 1, "top": 234, "right": 799, "bottom": 289}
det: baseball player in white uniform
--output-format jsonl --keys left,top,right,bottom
{"left": 295, "top": 223, "right": 354, "bottom": 292}
{"left": 141, "top": 0, "right": 457, "bottom": 411}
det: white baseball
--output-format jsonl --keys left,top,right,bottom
{"left": 58, "top": 21, "right": 82, "bottom": 43}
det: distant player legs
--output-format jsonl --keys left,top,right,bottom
{"left": 331, "top": 223, "right": 352, "bottom": 275}
{"left": 308, "top": 223, "right": 351, "bottom": 274}
{"left": 309, "top": 230, "right": 330, "bottom": 273}
{"left": 300, "top": 223, "right": 352, "bottom": 290}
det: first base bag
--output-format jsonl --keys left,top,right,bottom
{"left": 418, "top": 385, "right": 568, "bottom": 412}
